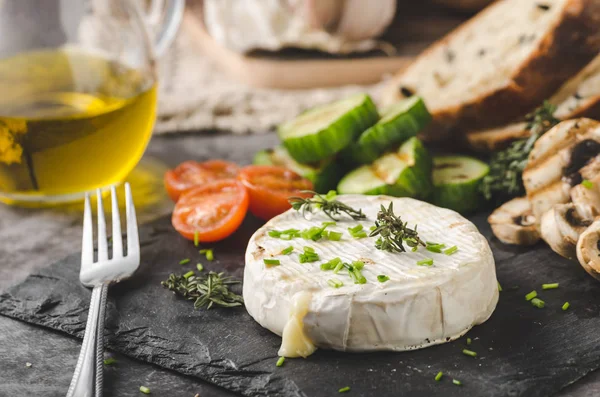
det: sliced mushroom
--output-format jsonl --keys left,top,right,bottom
{"left": 576, "top": 219, "right": 600, "bottom": 280}
{"left": 540, "top": 203, "right": 593, "bottom": 259}
{"left": 523, "top": 118, "right": 600, "bottom": 222}
{"left": 488, "top": 197, "right": 540, "bottom": 245}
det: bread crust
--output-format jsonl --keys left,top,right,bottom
{"left": 384, "top": 0, "right": 600, "bottom": 141}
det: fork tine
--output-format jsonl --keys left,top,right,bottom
{"left": 111, "top": 186, "right": 123, "bottom": 258}
{"left": 96, "top": 189, "right": 108, "bottom": 262}
{"left": 81, "top": 193, "right": 94, "bottom": 265}
{"left": 125, "top": 183, "right": 139, "bottom": 257}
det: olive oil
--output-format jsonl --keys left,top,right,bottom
{"left": 0, "top": 48, "right": 157, "bottom": 204}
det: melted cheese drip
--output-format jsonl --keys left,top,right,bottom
{"left": 278, "top": 291, "right": 316, "bottom": 358}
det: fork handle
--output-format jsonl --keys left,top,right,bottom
{"left": 66, "top": 285, "right": 105, "bottom": 397}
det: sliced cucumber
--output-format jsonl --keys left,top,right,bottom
{"left": 432, "top": 156, "right": 489, "bottom": 214}
{"left": 338, "top": 137, "right": 433, "bottom": 199}
{"left": 253, "top": 146, "right": 345, "bottom": 193}
{"left": 342, "top": 97, "right": 431, "bottom": 165}
{"left": 278, "top": 94, "right": 379, "bottom": 163}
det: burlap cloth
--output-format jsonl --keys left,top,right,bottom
{"left": 155, "top": 22, "right": 388, "bottom": 135}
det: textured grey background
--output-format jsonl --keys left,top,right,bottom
{"left": 1, "top": 133, "right": 599, "bottom": 396}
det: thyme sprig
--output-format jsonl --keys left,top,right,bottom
{"left": 161, "top": 271, "right": 243, "bottom": 309}
{"left": 369, "top": 203, "right": 425, "bottom": 253}
{"left": 289, "top": 190, "right": 366, "bottom": 221}
{"left": 480, "top": 101, "right": 560, "bottom": 203}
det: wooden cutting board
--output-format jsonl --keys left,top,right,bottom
{"left": 183, "top": 1, "right": 470, "bottom": 89}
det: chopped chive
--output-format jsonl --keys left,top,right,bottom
{"left": 435, "top": 371, "right": 443, "bottom": 381}
{"left": 417, "top": 258, "right": 434, "bottom": 266}
{"left": 199, "top": 248, "right": 214, "bottom": 261}
{"left": 562, "top": 302, "right": 570, "bottom": 311}
{"left": 411, "top": 246, "right": 418, "bottom": 252}
{"left": 497, "top": 282, "right": 503, "bottom": 292}
{"left": 196, "top": 263, "right": 204, "bottom": 272}
{"left": 322, "top": 221, "right": 337, "bottom": 227}
{"left": 531, "top": 298, "right": 545, "bottom": 308}
{"left": 349, "top": 267, "right": 367, "bottom": 284}
{"left": 276, "top": 356, "right": 285, "bottom": 367}
{"left": 467, "top": 338, "right": 472, "bottom": 345}
{"left": 542, "top": 283, "right": 559, "bottom": 290}
{"left": 321, "top": 257, "right": 342, "bottom": 271}
{"left": 328, "top": 231, "right": 343, "bottom": 241}
{"left": 452, "top": 379, "right": 462, "bottom": 386}
{"left": 462, "top": 349, "right": 477, "bottom": 358}
{"left": 281, "top": 246, "right": 294, "bottom": 255}
{"left": 304, "top": 246, "right": 315, "bottom": 253}
{"left": 103, "top": 358, "right": 117, "bottom": 365}
{"left": 377, "top": 275, "right": 390, "bottom": 283}
{"left": 183, "top": 271, "right": 194, "bottom": 279}
{"left": 264, "top": 258, "right": 280, "bottom": 266}
{"left": 348, "top": 224, "right": 368, "bottom": 239}
{"left": 352, "top": 261, "right": 365, "bottom": 270}
{"left": 179, "top": 258, "right": 190, "bottom": 265}
{"left": 426, "top": 242, "right": 446, "bottom": 253}
{"left": 338, "top": 386, "right": 351, "bottom": 393}
{"left": 369, "top": 225, "right": 376, "bottom": 231}
{"left": 333, "top": 262, "right": 344, "bottom": 274}
{"left": 139, "top": 386, "right": 151, "bottom": 394}
{"left": 349, "top": 224, "right": 363, "bottom": 233}
{"left": 444, "top": 246, "right": 458, "bottom": 255}
{"left": 525, "top": 290, "right": 537, "bottom": 301}
{"left": 328, "top": 279, "right": 344, "bottom": 288}
{"left": 582, "top": 179, "right": 594, "bottom": 189}
{"left": 193, "top": 231, "right": 199, "bottom": 247}
{"left": 280, "top": 233, "right": 293, "bottom": 241}
{"left": 269, "top": 230, "right": 281, "bottom": 238}
{"left": 353, "top": 231, "right": 368, "bottom": 238}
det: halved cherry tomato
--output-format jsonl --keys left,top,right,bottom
{"left": 172, "top": 179, "right": 249, "bottom": 243}
{"left": 237, "top": 165, "right": 313, "bottom": 221}
{"left": 164, "top": 160, "right": 240, "bottom": 202}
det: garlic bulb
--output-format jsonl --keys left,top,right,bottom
{"left": 203, "top": 0, "right": 396, "bottom": 54}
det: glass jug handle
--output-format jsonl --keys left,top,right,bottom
{"left": 144, "top": 0, "right": 185, "bottom": 57}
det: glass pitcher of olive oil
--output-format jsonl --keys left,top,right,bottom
{"left": 0, "top": 0, "right": 183, "bottom": 205}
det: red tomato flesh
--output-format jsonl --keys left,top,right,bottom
{"left": 164, "top": 160, "right": 240, "bottom": 202}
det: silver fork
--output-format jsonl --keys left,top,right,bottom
{"left": 66, "top": 183, "right": 140, "bottom": 397}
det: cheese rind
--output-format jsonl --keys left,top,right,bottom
{"left": 243, "top": 195, "right": 498, "bottom": 353}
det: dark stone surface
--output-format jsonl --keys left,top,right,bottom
{"left": 2, "top": 132, "right": 600, "bottom": 397}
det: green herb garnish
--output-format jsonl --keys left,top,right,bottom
{"left": 281, "top": 246, "right": 294, "bottom": 255}
{"left": 444, "top": 246, "right": 458, "bottom": 255}
{"left": 462, "top": 349, "right": 477, "bottom": 357}
{"left": 426, "top": 242, "right": 446, "bottom": 253}
{"left": 103, "top": 358, "right": 117, "bottom": 365}
{"left": 139, "top": 386, "right": 151, "bottom": 394}
{"left": 161, "top": 271, "right": 243, "bottom": 309}
{"left": 377, "top": 275, "right": 390, "bottom": 283}
{"left": 333, "top": 262, "right": 344, "bottom": 274}
{"left": 417, "top": 258, "right": 434, "bottom": 266}
{"left": 194, "top": 231, "right": 199, "bottom": 247}
{"left": 348, "top": 224, "right": 368, "bottom": 239}
{"left": 525, "top": 290, "right": 537, "bottom": 301}
{"left": 531, "top": 297, "right": 545, "bottom": 308}
{"left": 370, "top": 203, "right": 425, "bottom": 253}
{"left": 328, "top": 231, "right": 343, "bottom": 241}
{"left": 179, "top": 258, "right": 190, "bottom": 265}
{"left": 497, "top": 282, "right": 503, "bottom": 292}
{"left": 480, "top": 101, "right": 560, "bottom": 203}
{"left": 321, "top": 257, "right": 342, "bottom": 271}
{"left": 276, "top": 356, "right": 285, "bottom": 367}
{"left": 328, "top": 279, "right": 344, "bottom": 288}
{"left": 199, "top": 248, "right": 214, "bottom": 261}
{"left": 542, "top": 283, "right": 559, "bottom": 290}
{"left": 299, "top": 246, "right": 320, "bottom": 263}
{"left": 196, "top": 263, "right": 204, "bottom": 272}
{"left": 452, "top": 379, "right": 462, "bottom": 386}
{"left": 582, "top": 179, "right": 594, "bottom": 189}
{"left": 562, "top": 302, "right": 570, "bottom": 311}
{"left": 264, "top": 258, "right": 280, "bottom": 266}
{"left": 343, "top": 262, "right": 366, "bottom": 284}
{"left": 467, "top": 337, "right": 472, "bottom": 345}
{"left": 183, "top": 270, "right": 195, "bottom": 279}
{"left": 435, "top": 371, "right": 443, "bottom": 381}
{"left": 338, "top": 386, "right": 351, "bottom": 393}
{"left": 289, "top": 191, "right": 366, "bottom": 221}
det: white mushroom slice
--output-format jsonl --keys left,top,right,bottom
{"left": 540, "top": 203, "right": 593, "bottom": 259}
{"left": 523, "top": 118, "right": 600, "bottom": 222}
{"left": 488, "top": 197, "right": 540, "bottom": 246}
{"left": 576, "top": 219, "right": 600, "bottom": 280}
{"left": 570, "top": 169, "right": 600, "bottom": 220}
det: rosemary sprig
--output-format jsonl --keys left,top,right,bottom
{"left": 161, "top": 271, "right": 243, "bottom": 309}
{"left": 289, "top": 190, "right": 366, "bottom": 221}
{"left": 369, "top": 203, "right": 425, "bottom": 253}
{"left": 480, "top": 101, "right": 560, "bottom": 204}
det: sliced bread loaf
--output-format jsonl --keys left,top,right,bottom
{"left": 467, "top": 54, "right": 600, "bottom": 151}
{"left": 382, "top": 0, "right": 600, "bottom": 141}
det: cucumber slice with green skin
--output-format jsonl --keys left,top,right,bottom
{"left": 337, "top": 137, "right": 433, "bottom": 199}
{"left": 342, "top": 96, "right": 431, "bottom": 165}
{"left": 432, "top": 156, "right": 489, "bottom": 214}
{"left": 278, "top": 94, "right": 379, "bottom": 163}
{"left": 253, "top": 146, "right": 345, "bottom": 193}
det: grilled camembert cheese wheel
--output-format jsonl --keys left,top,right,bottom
{"left": 244, "top": 195, "right": 498, "bottom": 357}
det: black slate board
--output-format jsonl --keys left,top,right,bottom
{"left": 3, "top": 211, "right": 600, "bottom": 397}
